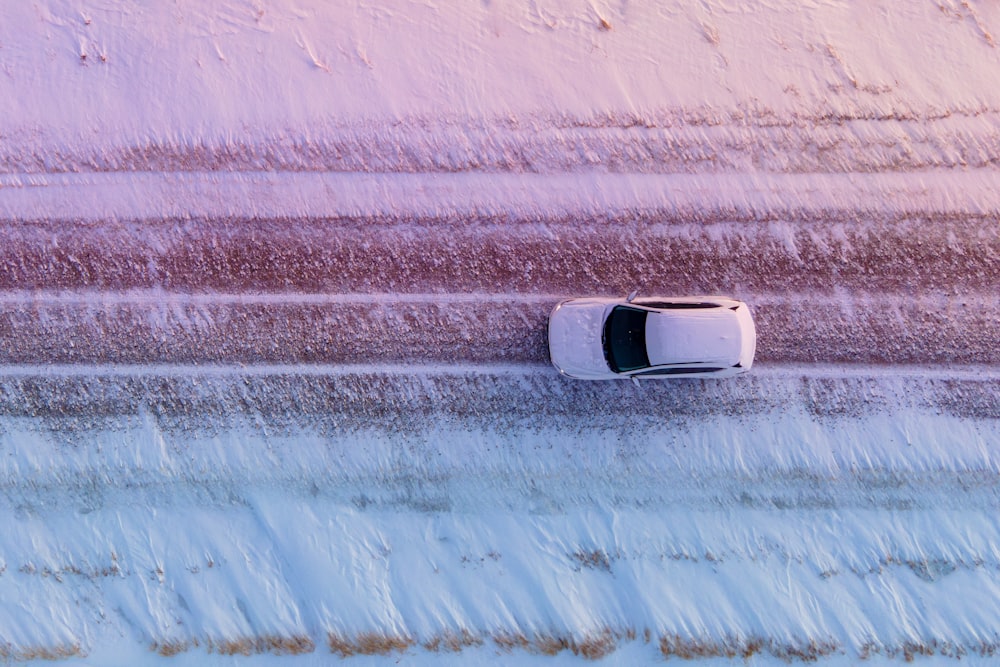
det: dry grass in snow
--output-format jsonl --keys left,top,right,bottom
{"left": 0, "top": 643, "right": 83, "bottom": 661}
{"left": 150, "top": 635, "right": 315, "bottom": 657}
{"left": 140, "top": 629, "right": 1000, "bottom": 662}
{"left": 327, "top": 631, "right": 414, "bottom": 657}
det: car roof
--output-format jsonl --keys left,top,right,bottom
{"left": 644, "top": 307, "right": 742, "bottom": 367}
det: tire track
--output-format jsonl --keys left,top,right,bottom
{"left": 0, "top": 291, "right": 996, "bottom": 365}
{"left": 0, "top": 215, "right": 996, "bottom": 293}
{"left": 3, "top": 110, "right": 1000, "bottom": 174}
{"left": 0, "top": 364, "right": 995, "bottom": 423}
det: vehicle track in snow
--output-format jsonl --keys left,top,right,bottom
{"left": 0, "top": 363, "right": 995, "bottom": 425}
{"left": 1, "top": 211, "right": 996, "bottom": 293}
{"left": 5, "top": 109, "right": 1000, "bottom": 175}
{"left": 0, "top": 290, "right": 996, "bottom": 366}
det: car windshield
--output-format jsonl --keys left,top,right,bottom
{"left": 603, "top": 306, "right": 650, "bottom": 373}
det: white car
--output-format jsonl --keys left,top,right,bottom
{"left": 548, "top": 294, "right": 756, "bottom": 380}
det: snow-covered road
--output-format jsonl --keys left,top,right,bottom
{"left": 1, "top": 171, "right": 997, "bottom": 371}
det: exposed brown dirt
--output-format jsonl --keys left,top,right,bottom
{"left": 0, "top": 206, "right": 996, "bottom": 367}
{"left": 0, "top": 214, "right": 995, "bottom": 293}
{"left": 0, "top": 291, "right": 993, "bottom": 365}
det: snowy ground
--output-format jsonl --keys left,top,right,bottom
{"left": 1, "top": 0, "right": 999, "bottom": 664}
{"left": 2, "top": 363, "right": 999, "bottom": 666}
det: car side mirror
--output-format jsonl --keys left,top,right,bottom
{"left": 626, "top": 289, "right": 639, "bottom": 302}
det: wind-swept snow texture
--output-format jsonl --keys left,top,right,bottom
{"left": 1, "top": 0, "right": 999, "bottom": 665}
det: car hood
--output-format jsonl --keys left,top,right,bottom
{"left": 547, "top": 300, "right": 612, "bottom": 378}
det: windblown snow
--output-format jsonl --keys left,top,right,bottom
{"left": 0, "top": 0, "right": 998, "bottom": 665}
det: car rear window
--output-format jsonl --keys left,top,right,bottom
{"left": 603, "top": 306, "right": 650, "bottom": 373}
